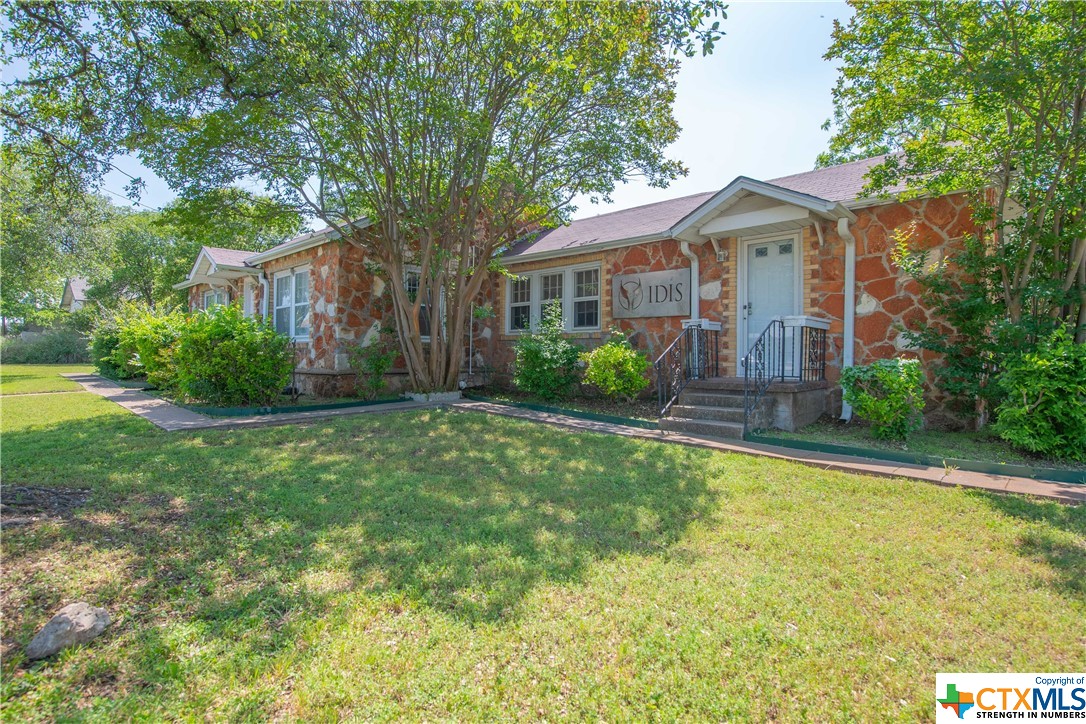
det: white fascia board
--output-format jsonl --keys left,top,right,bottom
{"left": 670, "top": 177, "right": 854, "bottom": 241}
{"left": 698, "top": 205, "right": 812, "bottom": 237}
{"left": 178, "top": 247, "right": 217, "bottom": 287}
{"left": 501, "top": 232, "right": 671, "bottom": 266}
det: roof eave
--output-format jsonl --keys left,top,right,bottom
{"left": 245, "top": 217, "right": 372, "bottom": 266}
{"left": 502, "top": 232, "right": 671, "bottom": 265}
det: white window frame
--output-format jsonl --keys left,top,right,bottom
{"left": 504, "top": 263, "right": 602, "bottom": 334}
{"left": 404, "top": 266, "right": 446, "bottom": 342}
{"left": 273, "top": 265, "right": 311, "bottom": 341}
{"left": 202, "top": 288, "right": 226, "bottom": 309}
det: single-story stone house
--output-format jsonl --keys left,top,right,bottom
{"left": 176, "top": 154, "right": 980, "bottom": 434}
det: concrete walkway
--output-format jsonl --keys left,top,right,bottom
{"left": 62, "top": 374, "right": 433, "bottom": 431}
{"left": 61, "top": 373, "right": 1083, "bottom": 504}
{"left": 451, "top": 400, "right": 1086, "bottom": 505}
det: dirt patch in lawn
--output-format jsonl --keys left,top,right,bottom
{"left": 1, "top": 485, "right": 91, "bottom": 528}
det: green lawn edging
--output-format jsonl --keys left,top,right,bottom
{"left": 182, "top": 397, "right": 404, "bottom": 417}
{"left": 746, "top": 432, "right": 1086, "bottom": 484}
{"left": 463, "top": 393, "right": 659, "bottom": 430}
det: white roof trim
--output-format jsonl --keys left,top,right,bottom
{"left": 670, "top": 177, "right": 855, "bottom": 241}
{"left": 504, "top": 178, "right": 860, "bottom": 265}
{"left": 174, "top": 247, "right": 258, "bottom": 289}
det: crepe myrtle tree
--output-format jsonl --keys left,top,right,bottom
{"left": 2, "top": 1, "right": 727, "bottom": 391}
{"left": 820, "top": 0, "right": 1086, "bottom": 344}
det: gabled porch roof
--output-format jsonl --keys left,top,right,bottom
{"left": 173, "top": 246, "right": 259, "bottom": 290}
{"left": 503, "top": 154, "right": 897, "bottom": 263}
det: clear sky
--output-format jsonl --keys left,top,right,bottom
{"left": 102, "top": 1, "right": 853, "bottom": 220}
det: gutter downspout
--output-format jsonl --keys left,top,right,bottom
{"left": 680, "top": 240, "right": 700, "bottom": 322}
{"left": 837, "top": 217, "right": 856, "bottom": 421}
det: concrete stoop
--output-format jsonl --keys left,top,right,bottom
{"left": 660, "top": 377, "right": 830, "bottom": 439}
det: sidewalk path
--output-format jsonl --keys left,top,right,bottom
{"left": 452, "top": 400, "right": 1086, "bottom": 505}
{"left": 62, "top": 374, "right": 433, "bottom": 431}
{"left": 61, "top": 374, "right": 1083, "bottom": 504}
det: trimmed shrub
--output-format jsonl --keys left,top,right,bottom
{"left": 512, "top": 300, "right": 581, "bottom": 401}
{"left": 581, "top": 329, "right": 651, "bottom": 400}
{"left": 840, "top": 358, "right": 924, "bottom": 441}
{"left": 993, "top": 328, "right": 1086, "bottom": 461}
{"left": 348, "top": 329, "right": 399, "bottom": 399}
{"left": 119, "top": 307, "right": 187, "bottom": 390}
{"left": 172, "top": 304, "right": 293, "bottom": 406}
{"left": 0, "top": 327, "right": 90, "bottom": 364}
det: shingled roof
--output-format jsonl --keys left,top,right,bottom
{"left": 203, "top": 246, "right": 254, "bottom": 268}
{"left": 507, "top": 154, "right": 904, "bottom": 259}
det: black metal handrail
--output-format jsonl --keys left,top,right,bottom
{"left": 742, "top": 319, "right": 828, "bottom": 435}
{"left": 655, "top": 325, "right": 720, "bottom": 416}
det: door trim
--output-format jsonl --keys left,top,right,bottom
{"left": 736, "top": 229, "right": 803, "bottom": 370}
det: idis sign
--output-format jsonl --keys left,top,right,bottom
{"left": 613, "top": 269, "right": 690, "bottom": 319}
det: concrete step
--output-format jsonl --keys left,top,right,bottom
{"left": 685, "top": 377, "right": 747, "bottom": 391}
{"left": 669, "top": 404, "right": 745, "bottom": 423}
{"left": 678, "top": 391, "right": 747, "bottom": 408}
{"left": 658, "top": 416, "right": 744, "bottom": 439}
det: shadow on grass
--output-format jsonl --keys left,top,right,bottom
{"left": 2, "top": 409, "right": 717, "bottom": 662}
{"left": 978, "top": 492, "right": 1086, "bottom": 602}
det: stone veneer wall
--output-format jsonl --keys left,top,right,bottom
{"left": 806, "top": 193, "right": 980, "bottom": 427}
{"left": 483, "top": 239, "right": 732, "bottom": 380}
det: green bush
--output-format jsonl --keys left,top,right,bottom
{"left": 993, "top": 328, "right": 1086, "bottom": 461}
{"left": 119, "top": 307, "right": 187, "bottom": 390}
{"left": 512, "top": 300, "right": 581, "bottom": 401}
{"left": 840, "top": 358, "right": 924, "bottom": 441}
{"left": 581, "top": 328, "right": 651, "bottom": 400}
{"left": 0, "top": 327, "right": 89, "bottom": 364}
{"left": 172, "top": 304, "right": 294, "bottom": 406}
{"left": 91, "top": 319, "right": 130, "bottom": 378}
{"left": 348, "top": 329, "right": 399, "bottom": 400}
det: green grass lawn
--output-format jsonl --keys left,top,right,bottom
{"left": 0, "top": 364, "right": 93, "bottom": 395}
{"left": 772, "top": 418, "right": 1086, "bottom": 471}
{"left": 1, "top": 389, "right": 1083, "bottom": 720}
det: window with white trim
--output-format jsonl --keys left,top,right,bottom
{"left": 505, "top": 264, "right": 601, "bottom": 333}
{"left": 572, "top": 268, "right": 600, "bottom": 329}
{"left": 274, "top": 267, "right": 310, "bottom": 340}
{"left": 404, "top": 268, "right": 434, "bottom": 340}
{"left": 509, "top": 275, "right": 532, "bottom": 332}
{"left": 203, "top": 288, "right": 226, "bottom": 309}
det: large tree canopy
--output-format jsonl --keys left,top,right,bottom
{"left": 821, "top": 0, "right": 1086, "bottom": 347}
{"left": 2, "top": 0, "right": 726, "bottom": 391}
{"left": 0, "top": 147, "right": 113, "bottom": 329}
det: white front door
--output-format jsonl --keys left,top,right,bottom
{"left": 741, "top": 237, "right": 797, "bottom": 362}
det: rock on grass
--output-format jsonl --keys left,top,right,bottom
{"left": 25, "top": 603, "right": 111, "bottom": 660}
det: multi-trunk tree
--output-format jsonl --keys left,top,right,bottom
{"left": 3, "top": 1, "right": 726, "bottom": 391}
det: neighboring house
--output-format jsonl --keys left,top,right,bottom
{"left": 60, "top": 277, "right": 90, "bottom": 312}
{"left": 176, "top": 154, "right": 980, "bottom": 430}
